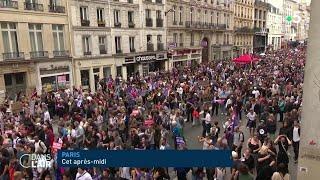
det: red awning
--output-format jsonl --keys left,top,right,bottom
{"left": 233, "top": 54, "right": 260, "bottom": 64}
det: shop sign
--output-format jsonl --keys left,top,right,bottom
{"left": 168, "top": 42, "right": 177, "bottom": 49}
{"left": 125, "top": 57, "right": 135, "bottom": 64}
{"left": 136, "top": 54, "right": 156, "bottom": 62}
{"left": 156, "top": 54, "right": 167, "bottom": 60}
{"left": 40, "top": 65, "right": 69, "bottom": 75}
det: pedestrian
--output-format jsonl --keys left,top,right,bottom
{"left": 271, "top": 163, "right": 290, "bottom": 180}
{"left": 292, "top": 121, "right": 300, "bottom": 163}
{"left": 246, "top": 109, "right": 257, "bottom": 137}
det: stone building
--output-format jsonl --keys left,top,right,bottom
{"left": 253, "top": 0, "right": 268, "bottom": 53}
{"left": 165, "top": 0, "right": 234, "bottom": 67}
{"left": 0, "top": 0, "right": 72, "bottom": 100}
{"left": 69, "top": 0, "right": 168, "bottom": 92}
{"left": 233, "top": 0, "right": 255, "bottom": 56}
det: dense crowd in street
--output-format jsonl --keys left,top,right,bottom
{"left": 0, "top": 45, "right": 305, "bottom": 180}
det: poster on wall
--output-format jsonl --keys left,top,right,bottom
{"left": 58, "top": 75, "right": 66, "bottom": 83}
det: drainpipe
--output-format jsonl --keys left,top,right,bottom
{"left": 67, "top": 0, "right": 75, "bottom": 91}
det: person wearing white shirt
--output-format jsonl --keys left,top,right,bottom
{"left": 202, "top": 112, "right": 212, "bottom": 137}
{"left": 120, "top": 167, "right": 131, "bottom": 180}
{"left": 292, "top": 121, "right": 300, "bottom": 163}
{"left": 246, "top": 109, "right": 257, "bottom": 137}
{"left": 43, "top": 109, "right": 51, "bottom": 122}
{"left": 75, "top": 168, "right": 92, "bottom": 180}
{"left": 252, "top": 87, "right": 260, "bottom": 98}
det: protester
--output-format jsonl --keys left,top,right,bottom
{"left": 0, "top": 45, "right": 306, "bottom": 179}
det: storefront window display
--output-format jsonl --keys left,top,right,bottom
{"left": 41, "top": 74, "right": 70, "bottom": 92}
{"left": 80, "top": 69, "right": 90, "bottom": 90}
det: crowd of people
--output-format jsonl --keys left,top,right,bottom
{"left": 0, "top": 45, "right": 305, "bottom": 180}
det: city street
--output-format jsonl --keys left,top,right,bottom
{"left": 168, "top": 111, "right": 298, "bottom": 180}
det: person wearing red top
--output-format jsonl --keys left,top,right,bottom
{"left": 192, "top": 107, "right": 200, "bottom": 126}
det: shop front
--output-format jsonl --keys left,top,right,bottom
{"left": 75, "top": 58, "right": 115, "bottom": 92}
{"left": 0, "top": 61, "right": 36, "bottom": 101}
{"left": 124, "top": 53, "right": 168, "bottom": 78}
{"left": 169, "top": 48, "right": 202, "bottom": 69}
{"left": 37, "top": 61, "right": 73, "bottom": 93}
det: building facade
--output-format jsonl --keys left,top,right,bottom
{"left": 253, "top": 0, "right": 269, "bottom": 53}
{"left": 283, "top": 0, "right": 298, "bottom": 41}
{"left": 69, "top": 0, "right": 168, "bottom": 92}
{"left": 266, "top": 4, "right": 283, "bottom": 50}
{"left": 295, "top": 2, "right": 310, "bottom": 41}
{"left": 233, "top": 0, "right": 255, "bottom": 56}
{"left": 166, "top": 0, "right": 234, "bottom": 67}
{"left": 0, "top": 0, "right": 72, "bottom": 100}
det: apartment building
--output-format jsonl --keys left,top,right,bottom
{"left": 0, "top": 0, "right": 72, "bottom": 100}
{"left": 69, "top": 0, "right": 167, "bottom": 92}
{"left": 233, "top": 0, "right": 255, "bottom": 56}
{"left": 166, "top": 0, "right": 234, "bottom": 66}
{"left": 296, "top": 3, "right": 310, "bottom": 41}
{"left": 267, "top": 4, "right": 283, "bottom": 50}
{"left": 284, "top": 0, "right": 298, "bottom": 41}
{"left": 253, "top": 0, "right": 268, "bottom": 53}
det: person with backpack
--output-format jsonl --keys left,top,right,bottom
{"left": 33, "top": 136, "right": 47, "bottom": 154}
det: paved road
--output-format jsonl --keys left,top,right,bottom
{"left": 168, "top": 111, "right": 298, "bottom": 180}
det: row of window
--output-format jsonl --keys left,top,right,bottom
{"left": 1, "top": 22, "right": 65, "bottom": 59}
{"left": 171, "top": 7, "right": 231, "bottom": 26}
{"left": 80, "top": 6, "right": 163, "bottom": 27}
{"left": 172, "top": 33, "right": 232, "bottom": 46}
{"left": 255, "top": 9, "right": 267, "bottom": 20}
{"left": 1, "top": 0, "right": 65, "bottom": 13}
{"left": 81, "top": 35, "right": 163, "bottom": 55}
{"left": 235, "top": 5, "right": 254, "bottom": 19}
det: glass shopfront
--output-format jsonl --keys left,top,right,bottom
{"left": 41, "top": 74, "right": 70, "bottom": 92}
{"left": 80, "top": 69, "right": 90, "bottom": 90}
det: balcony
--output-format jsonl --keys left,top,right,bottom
{"left": 0, "top": 1, "right": 18, "bottom": 9}
{"left": 146, "top": 18, "right": 153, "bottom": 27}
{"left": 255, "top": 0, "right": 269, "bottom": 7}
{"left": 114, "top": 22, "right": 121, "bottom": 28}
{"left": 128, "top": 21, "right": 135, "bottom": 28}
{"left": 2, "top": 52, "right": 25, "bottom": 60}
{"left": 53, "top": 50, "right": 69, "bottom": 57}
{"left": 84, "top": 51, "right": 92, "bottom": 56}
{"left": 173, "top": 21, "right": 177, "bottom": 25}
{"left": 147, "top": 43, "right": 154, "bottom": 51}
{"left": 130, "top": 48, "right": 136, "bottom": 53}
{"left": 30, "top": 51, "right": 48, "bottom": 58}
{"left": 24, "top": 3, "right": 43, "bottom": 11}
{"left": 48, "top": 5, "right": 65, "bottom": 13}
{"left": 116, "top": 49, "right": 123, "bottom": 54}
{"left": 156, "top": 19, "right": 163, "bottom": 27}
{"left": 81, "top": 19, "right": 90, "bottom": 26}
{"left": 179, "top": 21, "right": 183, "bottom": 25}
{"left": 100, "top": 49, "right": 107, "bottom": 54}
{"left": 156, "top": 0, "right": 162, "bottom": 4}
{"left": 216, "top": 24, "right": 227, "bottom": 31}
{"left": 185, "top": 21, "right": 217, "bottom": 30}
{"left": 97, "top": 20, "right": 106, "bottom": 27}
{"left": 235, "top": 27, "right": 255, "bottom": 34}
{"left": 157, "top": 43, "right": 164, "bottom": 51}
{"left": 254, "top": 27, "right": 269, "bottom": 34}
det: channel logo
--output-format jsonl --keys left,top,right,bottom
{"left": 286, "top": 11, "right": 302, "bottom": 24}
{"left": 19, "top": 154, "right": 52, "bottom": 169}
